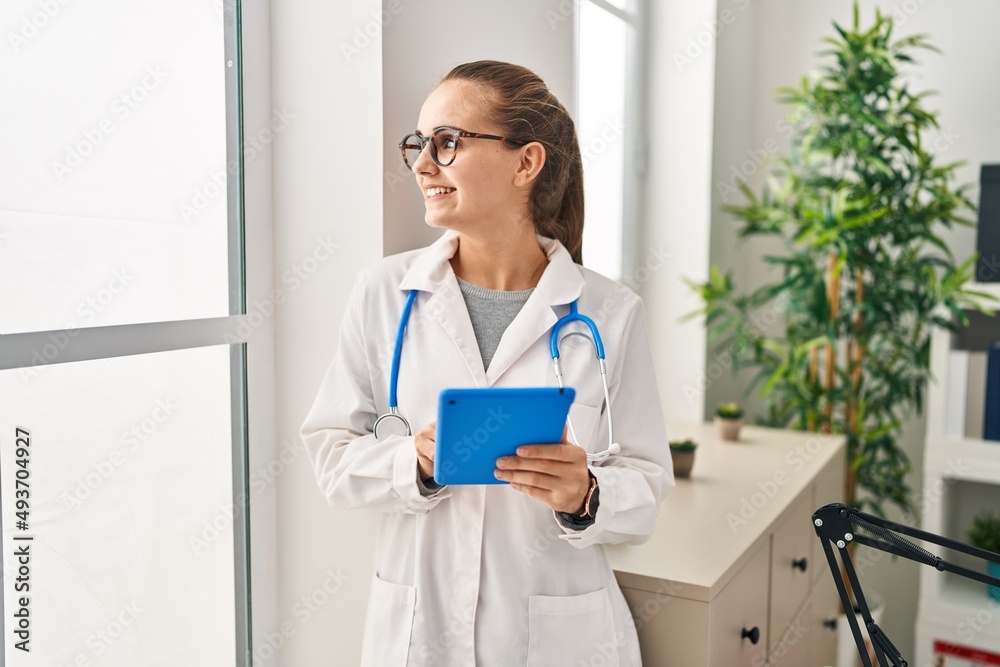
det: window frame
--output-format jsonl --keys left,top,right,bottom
{"left": 0, "top": 0, "right": 276, "bottom": 663}
{"left": 573, "top": 0, "right": 646, "bottom": 284}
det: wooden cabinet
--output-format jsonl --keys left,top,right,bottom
{"left": 607, "top": 422, "right": 845, "bottom": 667}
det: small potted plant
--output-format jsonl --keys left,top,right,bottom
{"left": 968, "top": 510, "right": 1000, "bottom": 602}
{"left": 669, "top": 439, "right": 698, "bottom": 479}
{"left": 715, "top": 402, "right": 743, "bottom": 441}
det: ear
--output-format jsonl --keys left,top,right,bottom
{"left": 514, "top": 141, "right": 546, "bottom": 187}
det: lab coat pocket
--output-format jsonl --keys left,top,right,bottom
{"left": 527, "top": 587, "right": 620, "bottom": 667}
{"left": 360, "top": 572, "right": 415, "bottom": 667}
{"left": 566, "top": 402, "right": 602, "bottom": 453}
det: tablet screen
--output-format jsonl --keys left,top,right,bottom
{"left": 434, "top": 386, "right": 575, "bottom": 485}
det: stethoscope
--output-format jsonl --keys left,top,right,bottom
{"left": 373, "top": 289, "right": 621, "bottom": 463}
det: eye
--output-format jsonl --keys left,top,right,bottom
{"left": 433, "top": 129, "right": 460, "bottom": 149}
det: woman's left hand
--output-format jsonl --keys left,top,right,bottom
{"left": 494, "top": 428, "right": 591, "bottom": 514}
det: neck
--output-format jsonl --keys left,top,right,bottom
{"left": 449, "top": 232, "right": 549, "bottom": 291}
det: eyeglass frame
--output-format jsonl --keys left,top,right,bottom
{"left": 398, "top": 126, "right": 529, "bottom": 170}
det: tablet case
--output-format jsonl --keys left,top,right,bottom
{"left": 434, "top": 386, "right": 576, "bottom": 485}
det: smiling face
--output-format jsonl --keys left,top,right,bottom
{"left": 412, "top": 80, "right": 543, "bottom": 238}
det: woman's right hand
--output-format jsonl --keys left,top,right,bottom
{"left": 415, "top": 421, "right": 436, "bottom": 482}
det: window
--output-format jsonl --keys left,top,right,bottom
{"left": 0, "top": 2, "right": 260, "bottom": 665}
{"left": 575, "top": 0, "right": 644, "bottom": 281}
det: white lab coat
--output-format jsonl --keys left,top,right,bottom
{"left": 300, "top": 230, "right": 674, "bottom": 667}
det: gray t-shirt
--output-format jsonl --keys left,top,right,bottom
{"left": 456, "top": 276, "right": 534, "bottom": 371}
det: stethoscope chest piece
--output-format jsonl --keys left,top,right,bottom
{"left": 373, "top": 407, "right": 411, "bottom": 439}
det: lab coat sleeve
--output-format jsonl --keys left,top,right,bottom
{"left": 300, "top": 275, "right": 452, "bottom": 513}
{"left": 553, "top": 297, "right": 674, "bottom": 547}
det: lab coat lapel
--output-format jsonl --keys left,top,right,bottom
{"left": 424, "top": 279, "right": 488, "bottom": 385}
{"left": 484, "top": 237, "right": 585, "bottom": 385}
{"left": 399, "top": 231, "right": 488, "bottom": 385}
{"left": 397, "top": 230, "right": 586, "bottom": 387}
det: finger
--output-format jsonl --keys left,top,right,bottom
{"left": 496, "top": 456, "right": 578, "bottom": 477}
{"left": 507, "top": 477, "right": 584, "bottom": 514}
{"left": 496, "top": 468, "right": 562, "bottom": 489}
{"left": 507, "top": 480, "right": 552, "bottom": 503}
{"left": 507, "top": 474, "right": 589, "bottom": 513}
{"left": 511, "top": 443, "right": 584, "bottom": 462}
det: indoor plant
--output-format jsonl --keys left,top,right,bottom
{"left": 968, "top": 510, "right": 1000, "bottom": 601}
{"left": 668, "top": 439, "right": 698, "bottom": 478}
{"left": 715, "top": 402, "right": 744, "bottom": 441}
{"left": 683, "top": 3, "right": 996, "bottom": 519}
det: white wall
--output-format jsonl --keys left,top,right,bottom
{"left": 639, "top": 0, "right": 719, "bottom": 428}
{"left": 273, "top": 0, "right": 575, "bottom": 664}
{"left": 271, "top": 0, "right": 383, "bottom": 665}
{"left": 710, "top": 0, "right": 1000, "bottom": 657}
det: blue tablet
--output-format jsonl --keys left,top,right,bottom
{"left": 434, "top": 386, "right": 576, "bottom": 485}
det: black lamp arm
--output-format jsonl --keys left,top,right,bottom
{"left": 812, "top": 503, "right": 1000, "bottom": 667}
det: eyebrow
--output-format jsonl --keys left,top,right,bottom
{"left": 415, "top": 125, "right": 460, "bottom": 136}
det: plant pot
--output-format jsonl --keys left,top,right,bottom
{"left": 715, "top": 416, "right": 743, "bottom": 441}
{"left": 836, "top": 591, "right": 884, "bottom": 667}
{"left": 670, "top": 450, "right": 695, "bottom": 478}
{"left": 989, "top": 561, "right": 1000, "bottom": 602}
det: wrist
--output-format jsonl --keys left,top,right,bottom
{"left": 417, "top": 455, "right": 434, "bottom": 481}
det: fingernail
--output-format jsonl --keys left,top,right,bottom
{"left": 494, "top": 469, "right": 504, "bottom": 479}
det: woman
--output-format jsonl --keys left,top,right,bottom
{"left": 300, "top": 60, "right": 673, "bottom": 667}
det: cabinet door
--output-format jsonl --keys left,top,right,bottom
{"left": 808, "top": 571, "right": 841, "bottom": 667}
{"left": 708, "top": 540, "right": 771, "bottom": 667}
{"left": 769, "top": 490, "right": 813, "bottom": 644}
{"left": 620, "top": 587, "right": 710, "bottom": 667}
{"left": 768, "top": 602, "right": 810, "bottom": 666}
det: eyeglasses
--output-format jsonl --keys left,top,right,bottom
{"left": 398, "top": 126, "right": 528, "bottom": 171}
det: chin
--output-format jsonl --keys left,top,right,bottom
{"left": 424, "top": 215, "right": 463, "bottom": 234}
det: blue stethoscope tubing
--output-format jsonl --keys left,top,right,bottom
{"left": 373, "top": 289, "right": 621, "bottom": 463}
{"left": 372, "top": 289, "right": 418, "bottom": 440}
{"left": 550, "top": 301, "right": 619, "bottom": 461}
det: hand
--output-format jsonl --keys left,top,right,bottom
{"left": 414, "top": 421, "right": 436, "bottom": 482}
{"left": 494, "top": 427, "right": 591, "bottom": 514}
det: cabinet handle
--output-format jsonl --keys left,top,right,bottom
{"left": 741, "top": 626, "right": 760, "bottom": 645}
{"left": 792, "top": 557, "right": 808, "bottom": 572}
{"left": 822, "top": 618, "right": 837, "bottom": 631}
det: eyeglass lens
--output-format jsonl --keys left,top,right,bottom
{"left": 403, "top": 129, "right": 458, "bottom": 169}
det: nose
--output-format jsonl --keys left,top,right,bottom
{"left": 412, "top": 138, "right": 437, "bottom": 175}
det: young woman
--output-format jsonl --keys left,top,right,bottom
{"left": 300, "top": 60, "right": 673, "bottom": 667}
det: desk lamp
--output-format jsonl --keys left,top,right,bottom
{"left": 813, "top": 503, "right": 1000, "bottom": 667}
